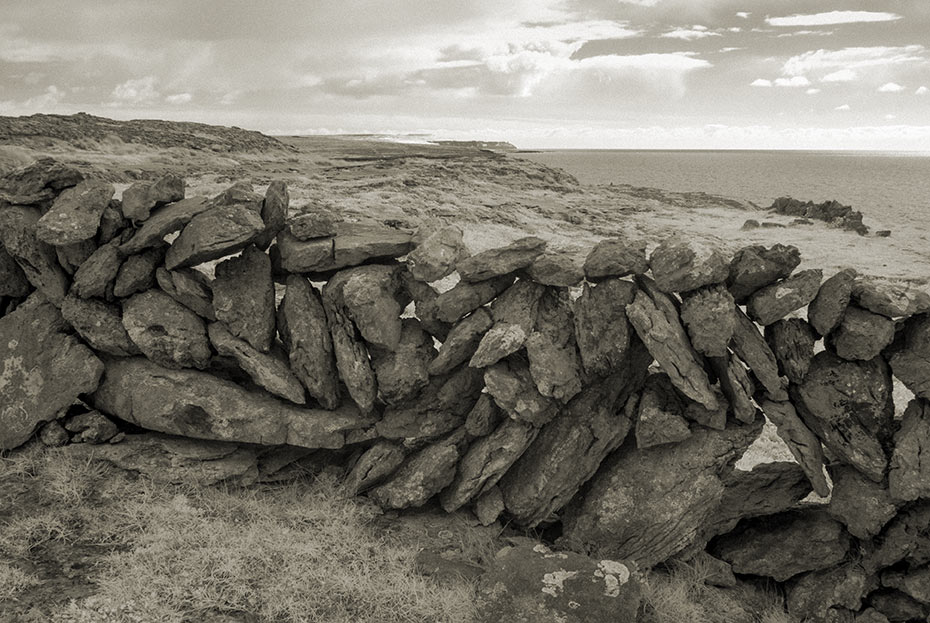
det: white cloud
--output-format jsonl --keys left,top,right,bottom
{"left": 776, "top": 30, "right": 833, "bottom": 38}
{"left": 736, "top": 12, "right": 750, "bottom": 19}
{"left": 878, "top": 82, "right": 905, "bottom": 92}
{"left": 821, "top": 69, "right": 857, "bottom": 82}
{"left": 719, "top": 47, "right": 744, "bottom": 53}
{"left": 783, "top": 46, "right": 926, "bottom": 76}
{"left": 165, "top": 93, "right": 192, "bottom": 104}
{"left": 885, "top": 114, "right": 896, "bottom": 120}
{"left": 806, "top": 88, "right": 821, "bottom": 95}
{"left": 917, "top": 86, "right": 929, "bottom": 95}
{"left": 750, "top": 78, "right": 772, "bottom": 87}
{"left": 766, "top": 11, "right": 902, "bottom": 27}
{"left": 111, "top": 76, "right": 159, "bottom": 104}
{"left": 728, "top": 27, "right": 741, "bottom": 33}
{"left": 660, "top": 26, "right": 721, "bottom": 41}
{"left": 774, "top": 76, "right": 810, "bottom": 87}
{"left": 835, "top": 104, "right": 851, "bottom": 111}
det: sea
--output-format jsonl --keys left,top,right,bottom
{"left": 514, "top": 150, "right": 930, "bottom": 232}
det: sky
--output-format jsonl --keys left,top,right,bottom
{"left": 1, "top": 0, "right": 929, "bottom": 149}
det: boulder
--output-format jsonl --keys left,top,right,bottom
{"left": 0, "top": 243, "right": 32, "bottom": 297}
{"left": 889, "top": 399, "right": 930, "bottom": 502}
{"left": 863, "top": 501, "right": 930, "bottom": 572}
{"left": 525, "top": 248, "right": 585, "bottom": 287}
{"left": 56, "top": 239, "right": 97, "bottom": 275}
{"left": 457, "top": 237, "right": 546, "bottom": 283}
{"left": 112, "top": 245, "right": 164, "bottom": 298}
{"left": 680, "top": 285, "right": 735, "bottom": 357}
{"left": 765, "top": 317, "right": 816, "bottom": 383}
{"left": 367, "top": 431, "right": 465, "bottom": 509}
{"left": 881, "top": 566, "right": 930, "bottom": 606}
{"left": 120, "top": 174, "right": 185, "bottom": 222}
{"left": 253, "top": 180, "right": 288, "bottom": 250}
{"left": 853, "top": 278, "right": 930, "bottom": 318}
{"left": 888, "top": 314, "right": 930, "bottom": 400}
{"left": 406, "top": 225, "right": 467, "bottom": 282}
{"left": 572, "top": 278, "right": 636, "bottom": 376}
{"left": 635, "top": 373, "right": 691, "bottom": 449}
{"left": 793, "top": 352, "right": 894, "bottom": 482}
{"left": 343, "top": 440, "right": 406, "bottom": 495}
{"left": 868, "top": 590, "right": 930, "bottom": 622}
{"left": 746, "top": 269, "right": 823, "bottom": 326}
{"left": 469, "top": 324, "right": 527, "bottom": 368}
{"left": 0, "top": 206, "right": 70, "bottom": 304}
{"left": 97, "top": 200, "right": 128, "bottom": 245}
{"left": 208, "top": 322, "right": 306, "bottom": 405}
{"left": 276, "top": 222, "right": 412, "bottom": 274}
{"left": 424, "top": 274, "right": 515, "bottom": 323}
{"left": 118, "top": 197, "right": 211, "bottom": 255}
{"left": 465, "top": 394, "right": 504, "bottom": 438}
{"left": 583, "top": 238, "right": 648, "bottom": 281}
{"left": 476, "top": 544, "right": 642, "bottom": 623}
{"left": 428, "top": 308, "right": 492, "bottom": 375}
{"left": 370, "top": 319, "right": 435, "bottom": 405}
{"left": 122, "top": 289, "right": 212, "bottom": 370}
{"left": 0, "top": 157, "right": 83, "bottom": 207}
{"left": 827, "top": 465, "right": 899, "bottom": 540}
{"left": 832, "top": 306, "right": 896, "bottom": 361}
{"left": 485, "top": 359, "right": 558, "bottom": 427}
{"left": 60, "top": 295, "right": 140, "bottom": 357}
{"left": 92, "top": 357, "right": 372, "bottom": 449}
{"left": 649, "top": 238, "right": 729, "bottom": 294}
{"left": 286, "top": 210, "right": 339, "bottom": 240}
{"left": 339, "top": 264, "right": 407, "bottom": 351}
{"left": 212, "top": 245, "right": 276, "bottom": 352}
{"left": 726, "top": 243, "right": 801, "bottom": 302}
{"left": 0, "top": 295, "right": 104, "bottom": 449}
{"left": 277, "top": 275, "right": 340, "bottom": 409}
{"left": 70, "top": 240, "right": 121, "bottom": 299}
{"left": 525, "top": 288, "right": 583, "bottom": 403}
{"left": 164, "top": 203, "right": 264, "bottom": 270}
{"left": 787, "top": 564, "right": 876, "bottom": 622}
{"left": 155, "top": 267, "right": 215, "bottom": 320}
{"left": 809, "top": 268, "right": 856, "bottom": 336}
{"left": 35, "top": 179, "right": 114, "bottom": 246}
{"left": 761, "top": 400, "right": 830, "bottom": 497}
{"left": 730, "top": 307, "right": 787, "bottom": 400}
{"left": 64, "top": 410, "right": 119, "bottom": 444}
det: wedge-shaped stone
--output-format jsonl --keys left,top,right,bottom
{"left": 119, "top": 197, "right": 211, "bottom": 255}
{"left": 36, "top": 179, "right": 114, "bottom": 246}
{"left": 469, "top": 324, "right": 526, "bottom": 368}
{"left": 399, "top": 270, "right": 451, "bottom": 339}
{"left": 56, "top": 239, "right": 96, "bottom": 275}
{"left": 525, "top": 288, "right": 583, "bottom": 403}
{"left": 730, "top": 307, "right": 786, "bottom": 400}
{"left": 92, "top": 357, "right": 372, "bottom": 449}
{"left": 709, "top": 353, "right": 756, "bottom": 424}
{"left": 573, "top": 278, "right": 636, "bottom": 376}
{"left": 165, "top": 203, "right": 264, "bottom": 270}
{"left": 71, "top": 240, "right": 121, "bottom": 300}
{"left": 121, "top": 174, "right": 185, "bottom": 222}
{"left": 0, "top": 243, "right": 31, "bottom": 297}
{"left": 423, "top": 274, "right": 515, "bottom": 324}
{"left": 889, "top": 399, "right": 930, "bottom": 502}
{"left": 826, "top": 465, "right": 899, "bottom": 539}
{"left": 583, "top": 237, "right": 647, "bottom": 281}
{"left": 831, "top": 306, "right": 896, "bottom": 362}
{"left": 464, "top": 394, "right": 504, "bottom": 438}
{"left": 113, "top": 245, "right": 164, "bottom": 298}
{"left": 0, "top": 206, "right": 70, "bottom": 304}
{"left": 212, "top": 245, "right": 275, "bottom": 352}
{"left": 484, "top": 359, "right": 558, "bottom": 427}
{"left": 61, "top": 294, "right": 140, "bottom": 357}
{"left": 322, "top": 296, "right": 376, "bottom": 413}
{"left": 0, "top": 157, "right": 83, "bottom": 207}
{"left": 881, "top": 566, "right": 930, "bottom": 606}
{"left": 635, "top": 373, "right": 691, "bottom": 449}
{"left": 889, "top": 314, "right": 930, "bottom": 400}
{"left": 761, "top": 400, "right": 830, "bottom": 497}
{"left": 726, "top": 243, "right": 801, "bottom": 302}
{"left": 429, "top": 308, "right": 492, "bottom": 375}
{"left": 276, "top": 222, "right": 412, "bottom": 274}
{"left": 343, "top": 440, "right": 407, "bottom": 495}
{"left": 809, "top": 268, "right": 856, "bottom": 336}
{"left": 370, "top": 318, "right": 435, "bottom": 405}
{"left": 155, "top": 267, "right": 215, "bottom": 320}
{"left": 457, "top": 237, "right": 546, "bottom": 283}
{"left": 649, "top": 238, "right": 729, "bottom": 294}
{"left": 254, "top": 180, "right": 288, "bottom": 250}
{"left": 340, "top": 264, "right": 407, "bottom": 351}
{"left": 406, "top": 225, "right": 467, "bottom": 282}
{"left": 122, "top": 289, "right": 212, "bottom": 370}
{"left": 367, "top": 430, "right": 465, "bottom": 509}
{"left": 765, "top": 318, "right": 816, "bottom": 383}
{"left": 525, "top": 248, "right": 585, "bottom": 287}
{"left": 747, "top": 269, "right": 822, "bottom": 326}
{"left": 97, "top": 201, "right": 128, "bottom": 245}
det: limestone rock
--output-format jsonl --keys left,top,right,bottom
{"left": 787, "top": 563, "right": 876, "bottom": 622}
{"left": 830, "top": 306, "right": 896, "bottom": 362}
{"left": 119, "top": 197, "right": 211, "bottom": 255}
{"left": 470, "top": 324, "right": 527, "bottom": 368}
{"left": 36, "top": 179, "right": 114, "bottom": 246}
{"left": 212, "top": 245, "right": 275, "bottom": 352}
{"left": 474, "top": 486, "right": 505, "bottom": 526}
{"left": 683, "top": 389, "right": 728, "bottom": 430}
{"left": 208, "top": 322, "right": 306, "bottom": 405}
{"left": 254, "top": 180, "right": 288, "bottom": 250}
{"left": 525, "top": 289, "right": 583, "bottom": 403}
{"left": 485, "top": 359, "right": 558, "bottom": 427}
{"left": 862, "top": 501, "right": 930, "bottom": 572}
{"left": 476, "top": 544, "right": 642, "bottom": 623}
{"left": 60, "top": 294, "right": 140, "bottom": 357}
{"left": 277, "top": 275, "right": 340, "bottom": 409}
{"left": 868, "top": 590, "right": 929, "bottom": 622}
{"left": 809, "top": 268, "right": 856, "bottom": 336}
{"left": 726, "top": 244, "right": 801, "bottom": 302}
{"left": 525, "top": 248, "right": 585, "bottom": 287}
{"left": 680, "top": 285, "right": 735, "bottom": 357}
{"left": 573, "top": 278, "right": 637, "bottom": 376}
{"left": 406, "top": 225, "right": 467, "bottom": 282}
{"left": 793, "top": 352, "right": 894, "bottom": 482}
{"left": 64, "top": 410, "right": 119, "bottom": 444}
{"left": 853, "top": 277, "right": 930, "bottom": 318}
{"left": 165, "top": 203, "right": 264, "bottom": 270}
{"left": 457, "top": 237, "right": 546, "bottom": 283}
{"left": 367, "top": 431, "right": 465, "bottom": 509}
{"left": 711, "top": 510, "right": 850, "bottom": 582}
{"left": 0, "top": 206, "right": 70, "bottom": 304}
{"left": 0, "top": 295, "right": 104, "bottom": 450}
{"left": 0, "top": 157, "right": 83, "bottom": 207}
{"left": 92, "top": 357, "right": 372, "bottom": 449}
{"left": 39, "top": 421, "right": 69, "bottom": 447}
{"left": 122, "top": 289, "right": 212, "bottom": 370}
{"left": 888, "top": 314, "right": 930, "bottom": 400}
{"left": 881, "top": 566, "right": 930, "bottom": 606}
{"left": 425, "top": 274, "right": 515, "bottom": 323}
{"left": 711, "top": 353, "right": 757, "bottom": 424}
{"left": 71, "top": 240, "right": 121, "bottom": 300}
{"left": 429, "top": 309, "right": 492, "bottom": 375}
{"left": 121, "top": 174, "right": 185, "bottom": 222}
{"left": 730, "top": 307, "right": 787, "bottom": 400}
{"left": 465, "top": 394, "right": 504, "bottom": 438}
{"left": 635, "top": 374, "right": 691, "bottom": 449}
{"left": 583, "top": 238, "right": 648, "bottom": 281}
{"left": 343, "top": 440, "right": 406, "bottom": 495}
{"left": 399, "top": 269, "right": 451, "bottom": 339}
{"left": 113, "top": 245, "right": 164, "bottom": 298}
{"left": 649, "top": 238, "right": 729, "bottom": 294}
{"left": 761, "top": 400, "right": 830, "bottom": 497}
{"left": 56, "top": 239, "right": 96, "bottom": 275}
{"left": 340, "top": 264, "right": 407, "bottom": 351}
{"left": 322, "top": 293, "right": 377, "bottom": 413}
{"left": 155, "top": 267, "right": 215, "bottom": 320}
{"left": 0, "top": 243, "right": 32, "bottom": 297}
{"left": 747, "top": 269, "right": 823, "bottom": 326}
{"left": 827, "top": 465, "right": 899, "bottom": 539}
{"left": 97, "top": 200, "right": 128, "bottom": 245}
{"left": 765, "top": 318, "right": 816, "bottom": 383}
{"left": 489, "top": 279, "right": 545, "bottom": 331}
{"left": 370, "top": 319, "right": 435, "bottom": 405}
{"left": 276, "top": 222, "right": 412, "bottom": 274}
{"left": 889, "top": 399, "right": 930, "bottom": 502}
{"left": 286, "top": 210, "right": 338, "bottom": 240}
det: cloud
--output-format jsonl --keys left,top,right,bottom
{"left": 719, "top": 47, "right": 744, "bottom": 53}
{"left": 821, "top": 69, "right": 857, "bottom": 82}
{"left": 878, "top": 82, "right": 905, "bottom": 92}
{"left": 735, "top": 12, "right": 750, "bottom": 19}
{"left": 835, "top": 104, "right": 851, "bottom": 111}
{"left": 165, "top": 93, "right": 192, "bottom": 104}
{"left": 782, "top": 46, "right": 927, "bottom": 76}
{"left": 111, "top": 76, "right": 159, "bottom": 104}
{"left": 750, "top": 78, "right": 772, "bottom": 87}
{"left": 766, "top": 11, "right": 902, "bottom": 27}
{"left": 774, "top": 76, "right": 810, "bottom": 87}
{"left": 660, "top": 26, "right": 720, "bottom": 41}
{"left": 806, "top": 88, "right": 821, "bottom": 95}
{"left": 776, "top": 30, "right": 833, "bottom": 38}
{"left": 918, "top": 86, "right": 929, "bottom": 95}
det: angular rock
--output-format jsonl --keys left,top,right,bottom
{"left": 35, "top": 179, "right": 114, "bottom": 246}
{"left": 428, "top": 308, "right": 492, "bottom": 375}
{"left": 367, "top": 431, "right": 465, "bottom": 509}
{"left": 208, "top": 322, "right": 306, "bottom": 405}
{"left": 485, "top": 359, "right": 558, "bottom": 427}
{"left": 97, "top": 200, "right": 128, "bottom": 245}
{"left": 635, "top": 373, "right": 690, "bottom": 449}
{"left": 60, "top": 295, "right": 140, "bottom": 357}
{"left": 212, "top": 245, "right": 275, "bottom": 352}
{"left": 793, "top": 352, "right": 894, "bottom": 482}
{"left": 827, "top": 465, "right": 899, "bottom": 539}
{"left": 626, "top": 280, "right": 717, "bottom": 410}
{"left": 476, "top": 544, "right": 642, "bottom": 623}
{"left": 56, "top": 239, "right": 96, "bottom": 275}
{"left": 787, "top": 563, "right": 876, "bottom": 622}
{"left": 0, "top": 243, "right": 31, "bottom": 297}
{"left": 474, "top": 486, "right": 505, "bottom": 526}
{"left": 400, "top": 271, "right": 451, "bottom": 340}
{"left": 727, "top": 243, "right": 801, "bottom": 302}
{"left": 761, "top": 400, "right": 830, "bottom": 497}
{"left": 832, "top": 306, "right": 897, "bottom": 361}
{"left": 809, "top": 268, "right": 856, "bottom": 336}
{"left": 730, "top": 307, "right": 787, "bottom": 400}
{"left": 856, "top": 608, "right": 891, "bottom": 623}
{"left": 0, "top": 157, "right": 83, "bottom": 207}
{"left": 286, "top": 210, "right": 338, "bottom": 240}
{"left": 0, "top": 295, "right": 104, "bottom": 450}
{"left": 573, "top": 278, "right": 637, "bottom": 376}
{"left": 710, "top": 353, "right": 757, "bottom": 424}
{"left": 425, "top": 274, "right": 515, "bottom": 324}
{"left": 489, "top": 279, "right": 545, "bottom": 332}
{"left": 881, "top": 566, "right": 930, "bottom": 605}
{"left": 680, "top": 285, "right": 735, "bottom": 358}
{"left": 253, "top": 180, "right": 288, "bottom": 250}
{"left": 112, "top": 245, "right": 164, "bottom": 298}
{"left": 525, "top": 248, "right": 585, "bottom": 287}
{"left": 863, "top": 501, "right": 930, "bottom": 572}
{"left": 277, "top": 275, "right": 340, "bottom": 409}
{"left": 747, "top": 269, "right": 823, "bottom": 326}
{"left": 340, "top": 264, "right": 407, "bottom": 351}
{"left": 457, "top": 237, "right": 546, "bottom": 283}
{"left": 165, "top": 203, "right": 264, "bottom": 270}
{"left": 470, "top": 324, "right": 527, "bottom": 368}
{"left": 868, "top": 590, "right": 929, "bottom": 622}
{"left": 765, "top": 318, "right": 816, "bottom": 383}
{"left": 93, "top": 357, "right": 372, "bottom": 449}
{"left": 122, "top": 289, "right": 212, "bottom": 370}
{"left": 649, "top": 238, "right": 729, "bottom": 294}
{"left": 853, "top": 278, "right": 930, "bottom": 318}
{"left": 322, "top": 294, "right": 377, "bottom": 413}
{"left": 711, "top": 510, "right": 850, "bottom": 582}
{"left": 406, "top": 225, "right": 467, "bottom": 282}
{"left": 155, "top": 267, "right": 215, "bottom": 320}
{"left": 562, "top": 415, "right": 763, "bottom": 568}
{"left": 0, "top": 206, "right": 70, "bottom": 304}
{"left": 39, "top": 421, "right": 69, "bottom": 447}
{"left": 465, "top": 394, "right": 504, "bottom": 438}
{"left": 276, "top": 222, "right": 412, "bottom": 274}
{"left": 121, "top": 174, "right": 185, "bottom": 222}
{"left": 889, "top": 314, "right": 930, "bottom": 400}
{"left": 70, "top": 240, "right": 121, "bottom": 299}
{"left": 119, "top": 197, "right": 211, "bottom": 255}
{"left": 889, "top": 399, "right": 930, "bottom": 502}
{"left": 370, "top": 319, "right": 435, "bottom": 405}
{"left": 583, "top": 238, "right": 647, "bottom": 281}
{"left": 343, "top": 440, "right": 406, "bottom": 495}
{"left": 525, "top": 289, "right": 583, "bottom": 403}
{"left": 683, "top": 389, "right": 728, "bottom": 430}
{"left": 64, "top": 410, "right": 119, "bottom": 444}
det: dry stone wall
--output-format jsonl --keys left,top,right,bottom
{"left": 2, "top": 158, "right": 930, "bottom": 622}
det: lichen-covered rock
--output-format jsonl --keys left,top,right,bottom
{"left": 888, "top": 314, "right": 930, "bottom": 400}
{"left": 56, "top": 239, "right": 96, "bottom": 275}
{"left": 0, "top": 295, "right": 104, "bottom": 450}
{"left": 525, "top": 288, "right": 583, "bottom": 403}
{"left": 0, "top": 243, "right": 32, "bottom": 298}
{"left": 165, "top": 203, "right": 265, "bottom": 270}
{"left": 122, "top": 289, "right": 212, "bottom": 370}
{"left": 680, "top": 285, "right": 735, "bottom": 357}
{"left": 457, "top": 237, "right": 546, "bottom": 282}
{"left": 113, "top": 245, "right": 164, "bottom": 298}
{"left": 853, "top": 277, "right": 930, "bottom": 318}
{"left": 276, "top": 222, "right": 412, "bottom": 274}
{"left": 212, "top": 245, "right": 276, "bottom": 352}
{"left": 649, "top": 238, "right": 729, "bottom": 294}
{"left": 465, "top": 394, "right": 504, "bottom": 438}
{"left": 827, "top": 465, "right": 899, "bottom": 539}
{"left": 92, "top": 357, "right": 372, "bottom": 449}
{"left": 730, "top": 307, "right": 787, "bottom": 400}
{"left": 881, "top": 566, "right": 930, "bottom": 606}
{"left": 343, "top": 440, "right": 406, "bottom": 495}
{"left": 583, "top": 238, "right": 647, "bottom": 281}
{"left": 0, "top": 157, "right": 83, "bottom": 207}
{"left": 70, "top": 240, "right": 121, "bottom": 299}
{"left": 424, "top": 274, "right": 515, "bottom": 323}
{"left": 485, "top": 359, "right": 559, "bottom": 427}
{"left": 787, "top": 563, "right": 876, "bottom": 622}
{"left": 406, "top": 225, "right": 467, "bottom": 282}
{"left": 60, "top": 294, "right": 140, "bottom": 357}
{"left": 809, "top": 268, "right": 856, "bottom": 336}
{"left": 889, "top": 399, "right": 930, "bottom": 503}
{"left": 470, "top": 324, "right": 527, "bottom": 368}
{"left": 119, "top": 197, "right": 211, "bottom": 255}
{"left": 36, "top": 179, "right": 114, "bottom": 246}
{"left": 765, "top": 317, "right": 816, "bottom": 383}
{"left": 121, "top": 174, "right": 185, "bottom": 222}
{"left": 0, "top": 206, "right": 70, "bottom": 304}
{"left": 761, "top": 400, "right": 830, "bottom": 497}
{"left": 709, "top": 353, "right": 756, "bottom": 424}
{"left": 64, "top": 410, "right": 119, "bottom": 444}
{"left": 831, "top": 306, "right": 896, "bottom": 361}
{"left": 726, "top": 243, "right": 801, "bottom": 302}
{"left": 429, "top": 308, "right": 492, "bottom": 375}
{"left": 339, "top": 264, "right": 408, "bottom": 351}
{"left": 746, "top": 269, "right": 822, "bottom": 326}
{"left": 793, "top": 352, "right": 894, "bottom": 482}
{"left": 573, "top": 278, "right": 636, "bottom": 377}
{"left": 367, "top": 431, "right": 465, "bottom": 509}
{"left": 525, "top": 248, "right": 585, "bottom": 287}
{"left": 711, "top": 510, "right": 850, "bottom": 582}
{"left": 370, "top": 319, "right": 435, "bottom": 405}
{"left": 253, "top": 180, "right": 288, "bottom": 250}
{"left": 155, "top": 267, "right": 215, "bottom": 320}
{"left": 476, "top": 544, "right": 642, "bottom": 623}
{"left": 286, "top": 210, "right": 339, "bottom": 241}
{"left": 474, "top": 486, "right": 505, "bottom": 526}
{"left": 635, "top": 373, "right": 691, "bottom": 449}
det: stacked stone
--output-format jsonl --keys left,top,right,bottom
{"left": 3, "top": 159, "right": 930, "bottom": 623}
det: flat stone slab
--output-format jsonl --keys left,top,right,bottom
{"left": 276, "top": 222, "right": 412, "bottom": 274}
{"left": 457, "top": 236, "right": 546, "bottom": 283}
{"left": 0, "top": 206, "right": 70, "bottom": 305}
{"left": 122, "top": 289, "right": 212, "bottom": 370}
{"left": 119, "top": 197, "right": 211, "bottom": 255}
{"left": 746, "top": 269, "right": 823, "bottom": 326}
{"left": 0, "top": 157, "right": 83, "bottom": 207}
{"left": 649, "top": 238, "right": 729, "bottom": 294}
{"left": 165, "top": 203, "right": 264, "bottom": 270}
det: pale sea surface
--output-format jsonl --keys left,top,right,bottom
{"left": 515, "top": 150, "right": 930, "bottom": 233}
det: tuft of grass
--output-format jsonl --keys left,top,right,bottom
{"left": 0, "top": 561, "right": 40, "bottom": 602}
